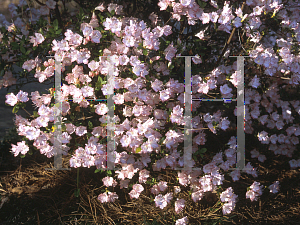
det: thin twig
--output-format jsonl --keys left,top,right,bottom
{"left": 216, "top": 2, "right": 246, "bottom": 66}
{"left": 238, "top": 28, "right": 248, "bottom": 54}
{"left": 22, "top": 107, "right": 32, "bottom": 117}
{"left": 34, "top": 0, "right": 45, "bottom": 6}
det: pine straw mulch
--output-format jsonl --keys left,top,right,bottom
{"left": 0, "top": 146, "right": 299, "bottom": 225}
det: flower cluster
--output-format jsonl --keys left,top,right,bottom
{"left": 220, "top": 187, "right": 238, "bottom": 214}
{"left": 246, "top": 181, "right": 264, "bottom": 201}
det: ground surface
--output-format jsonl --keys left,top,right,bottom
{"left": 0, "top": 125, "right": 299, "bottom": 225}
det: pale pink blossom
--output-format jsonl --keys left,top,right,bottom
{"left": 269, "top": 181, "right": 280, "bottom": 194}
{"left": 157, "top": 181, "right": 168, "bottom": 192}
{"left": 16, "top": 90, "right": 29, "bottom": 102}
{"left": 175, "top": 216, "right": 189, "bottom": 225}
{"left": 11, "top": 141, "right": 29, "bottom": 156}
{"left": 90, "top": 30, "right": 102, "bottom": 43}
{"left": 222, "top": 201, "right": 235, "bottom": 215}
{"left": 75, "top": 126, "right": 87, "bottom": 136}
{"left": 95, "top": 3, "right": 105, "bottom": 12}
{"left": 39, "top": 5, "right": 49, "bottom": 15}
{"left": 200, "top": 13, "right": 211, "bottom": 24}
{"left": 154, "top": 194, "right": 167, "bottom": 209}
{"left": 98, "top": 192, "right": 109, "bottom": 203}
{"left": 95, "top": 103, "right": 109, "bottom": 115}
{"left": 139, "top": 169, "right": 150, "bottom": 183}
{"left": 192, "top": 54, "right": 202, "bottom": 64}
{"left": 129, "top": 184, "right": 144, "bottom": 199}
{"left": 5, "top": 93, "right": 18, "bottom": 106}
{"left": 175, "top": 198, "right": 185, "bottom": 214}
{"left": 22, "top": 59, "right": 36, "bottom": 72}
{"left": 164, "top": 43, "right": 177, "bottom": 61}
{"left": 46, "top": 0, "right": 56, "bottom": 9}
{"left": 102, "top": 176, "right": 118, "bottom": 187}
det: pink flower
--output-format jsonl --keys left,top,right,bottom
{"left": 158, "top": 0, "right": 170, "bottom": 11}
{"left": 178, "top": 171, "right": 189, "bottom": 186}
{"left": 164, "top": 43, "right": 177, "bottom": 61}
{"left": 269, "top": 181, "right": 280, "bottom": 194}
{"left": 175, "top": 198, "right": 185, "bottom": 214}
{"left": 108, "top": 192, "right": 118, "bottom": 202}
{"left": 90, "top": 30, "right": 102, "bottom": 43}
{"left": 75, "top": 126, "right": 87, "bottom": 136}
{"left": 98, "top": 192, "right": 109, "bottom": 203}
{"left": 40, "top": 5, "right": 49, "bottom": 15}
{"left": 16, "top": 90, "right": 29, "bottom": 102}
{"left": 246, "top": 181, "right": 264, "bottom": 202}
{"left": 46, "top": 0, "right": 56, "bottom": 9}
{"left": 95, "top": 3, "right": 105, "bottom": 12}
{"left": 191, "top": 190, "right": 203, "bottom": 202}
{"left": 129, "top": 184, "right": 144, "bottom": 199}
{"left": 163, "top": 25, "right": 172, "bottom": 36}
{"left": 220, "top": 84, "right": 232, "bottom": 95}
{"left": 173, "top": 186, "right": 181, "bottom": 194}
{"left": 157, "top": 181, "right": 168, "bottom": 192}
{"left": 180, "top": 0, "right": 192, "bottom": 7}
{"left": 222, "top": 201, "right": 235, "bottom": 215}
{"left": 154, "top": 194, "right": 167, "bottom": 209}
{"left": 11, "top": 141, "right": 29, "bottom": 156}
{"left": 257, "top": 154, "right": 266, "bottom": 162}
{"left": 220, "top": 187, "right": 237, "bottom": 203}
{"left": 149, "top": 12, "right": 158, "bottom": 26}
{"left": 200, "top": 13, "right": 211, "bottom": 24}
{"left": 150, "top": 185, "right": 159, "bottom": 195}
{"left": 2, "top": 71, "right": 17, "bottom": 88}
{"left": 289, "top": 159, "right": 299, "bottom": 169}
{"left": 246, "top": 189, "right": 257, "bottom": 201}
{"left": 250, "top": 149, "right": 260, "bottom": 158}
{"left": 5, "top": 93, "right": 18, "bottom": 106}
{"left": 22, "top": 59, "right": 36, "bottom": 72}
{"left": 159, "top": 88, "right": 171, "bottom": 102}
{"left": 29, "top": 33, "right": 45, "bottom": 47}
{"left": 249, "top": 75, "right": 260, "bottom": 88}
{"left": 24, "top": 126, "right": 40, "bottom": 141}
{"left": 139, "top": 169, "right": 150, "bottom": 183}
{"left": 102, "top": 176, "right": 118, "bottom": 187}
{"left": 151, "top": 79, "right": 164, "bottom": 92}
{"left": 192, "top": 54, "right": 202, "bottom": 64}
{"left": 175, "top": 216, "right": 189, "bottom": 225}
{"left": 95, "top": 103, "right": 109, "bottom": 115}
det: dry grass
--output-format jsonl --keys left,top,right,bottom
{"left": 0, "top": 145, "right": 299, "bottom": 225}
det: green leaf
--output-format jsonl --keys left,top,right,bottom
{"left": 53, "top": 19, "right": 59, "bottom": 30}
{"left": 19, "top": 102, "right": 26, "bottom": 108}
{"left": 56, "top": 29, "right": 62, "bottom": 34}
{"left": 25, "top": 50, "right": 31, "bottom": 55}
{"left": 11, "top": 42, "right": 19, "bottom": 50}
{"left": 106, "top": 170, "right": 112, "bottom": 176}
{"left": 12, "top": 105, "right": 19, "bottom": 114}
{"left": 143, "top": 49, "right": 148, "bottom": 56}
{"left": 20, "top": 154, "right": 26, "bottom": 158}
{"left": 197, "top": 0, "right": 207, "bottom": 8}
{"left": 199, "top": 148, "right": 207, "bottom": 153}
{"left": 88, "top": 121, "right": 93, "bottom": 129}
{"left": 94, "top": 168, "right": 102, "bottom": 173}
{"left": 110, "top": 10, "right": 115, "bottom": 16}
{"left": 48, "top": 27, "right": 54, "bottom": 34}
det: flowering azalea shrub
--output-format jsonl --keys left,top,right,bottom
{"left": 0, "top": 0, "right": 300, "bottom": 223}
